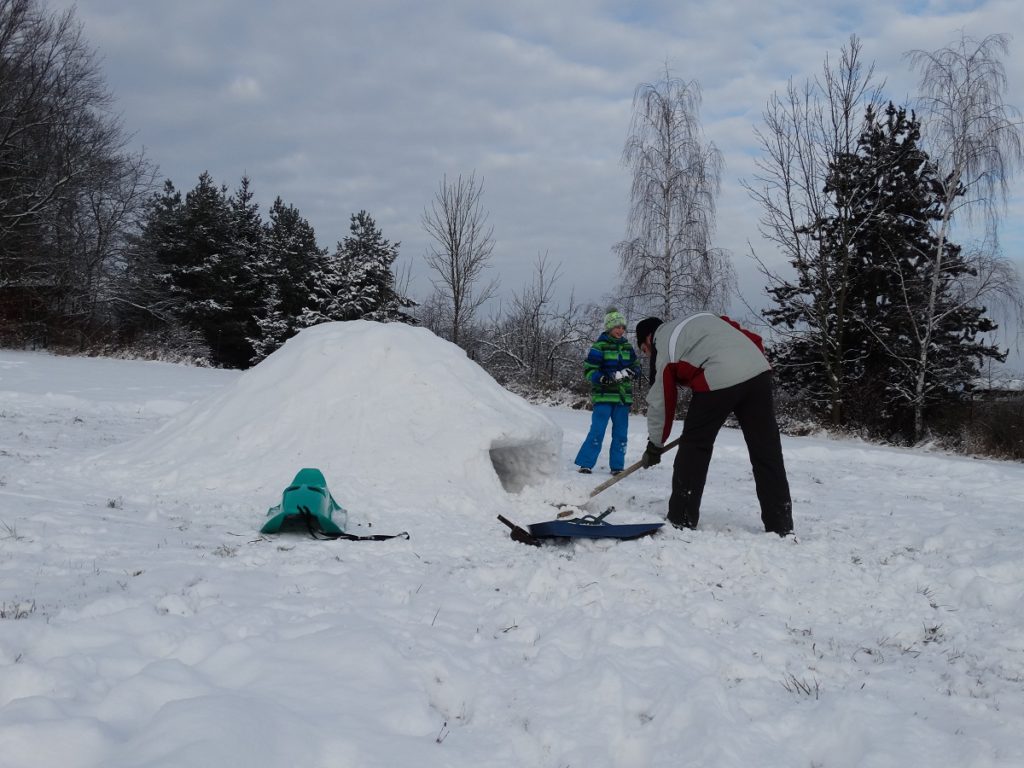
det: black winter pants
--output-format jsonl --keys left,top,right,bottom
{"left": 668, "top": 371, "right": 792, "bottom": 533}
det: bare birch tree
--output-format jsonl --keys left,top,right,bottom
{"left": 905, "top": 32, "right": 1024, "bottom": 439}
{"left": 870, "top": 239, "right": 1017, "bottom": 428}
{"left": 478, "top": 253, "right": 589, "bottom": 388}
{"left": 616, "top": 67, "right": 732, "bottom": 319}
{"left": 421, "top": 172, "right": 498, "bottom": 347}
{"left": 745, "top": 35, "right": 885, "bottom": 424}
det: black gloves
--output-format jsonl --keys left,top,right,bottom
{"left": 598, "top": 373, "right": 615, "bottom": 385}
{"left": 641, "top": 440, "right": 662, "bottom": 468}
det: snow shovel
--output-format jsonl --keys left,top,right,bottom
{"left": 530, "top": 507, "right": 663, "bottom": 540}
{"left": 497, "top": 508, "right": 663, "bottom": 544}
{"left": 556, "top": 436, "right": 681, "bottom": 518}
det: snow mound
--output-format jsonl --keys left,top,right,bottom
{"left": 96, "top": 321, "right": 561, "bottom": 505}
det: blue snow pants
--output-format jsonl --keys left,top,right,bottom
{"left": 574, "top": 402, "right": 630, "bottom": 471}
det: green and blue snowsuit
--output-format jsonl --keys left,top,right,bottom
{"left": 574, "top": 333, "right": 641, "bottom": 471}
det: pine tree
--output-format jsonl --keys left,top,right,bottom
{"left": 250, "top": 283, "right": 291, "bottom": 361}
{"left": 846, "top": 105, "right": 1004, "bottom": 438}
{"left": 762, "top": 144, "right": 866, "bottom": 423}
{"left": 120, "top": 180, "right": 188, "bottom": 338}
{"left": 772, "top": 103, "right": 1006, "bottom": 439}
{"left": 300, "top": 210, "right": 415, "bottom": 327}
{"left": 337, "top": 210, "right": 415, "bottom": 322}
{"left": 167, "top": 172, "right": 235, "bottom": 364}
{"left": 216, "top": 175, "right": 267, "bottom": 367}
{"left": 249, "top": 196, "right": 327, "bottom": 361}
{"left": 751, "top": 37, "right": 885, "bottom": 427}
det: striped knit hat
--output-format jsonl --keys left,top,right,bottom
{"left": 603, "top": 308, "right": 626, "bottom": 330}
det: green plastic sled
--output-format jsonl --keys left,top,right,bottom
{"left": 260, "top": 468, "right": 348, "bottom": 535}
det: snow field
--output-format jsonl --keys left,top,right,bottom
{"left": 1, "top": 333, "right": 1023, "bottom": 767}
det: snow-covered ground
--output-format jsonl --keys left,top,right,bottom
{"left": 1, "top": 325, "right": 1023, "bottom": 768}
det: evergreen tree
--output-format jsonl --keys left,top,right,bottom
{"left": 846, "top": 105, "right": 1004, "bottom": 437}
{"left": 218, "top": 175, "right": 267, "bottom": 367}
{"left": 250, "top": 283, "right": 291, "bottom": 362}
{"left": 300, "top": 210, "right": 415, "bottom": 326}
{"left": 169, "top": 172, "right": 235, "bottom": 363}
{"left": 762, "top": 143, "right": 867, "bottom": 423}
{"left": 768, "top": 103, "right": 1005, "bottom": 439}
{"left": 120, "top": 180, "right": 188, "bottom": 339}
{"left": 751, "top": 37, "right": 883, "bottom": 427}
{"left": 338, "top": 210, "right": 414, "bottom": 322}
{"left": 268, "top": 197, "right": 326, "bottom": 319}
{"left": 250, "top": 196, "right": 327, "bottom": 361}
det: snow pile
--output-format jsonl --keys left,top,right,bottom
{"left": 93, "top": 321, "right": 561, "bottom": 506}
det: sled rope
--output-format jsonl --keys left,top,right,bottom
{"left": 297, "top": 506, "right": 409, "bottom": 542}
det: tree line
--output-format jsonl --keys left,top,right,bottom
{"left": 2, "top": 0, "right": 1022, "bottom": 454}
{"left": 120, "top": 174, "right": 413, "bottom": 368}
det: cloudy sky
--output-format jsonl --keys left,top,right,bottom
{"left": 74, "top": 0, "right": 1023, "bottom": 357}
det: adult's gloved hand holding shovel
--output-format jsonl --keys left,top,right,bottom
{"left": 641, "top": 440, "right": 662, "bottom": 467}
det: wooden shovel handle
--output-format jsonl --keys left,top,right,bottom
{"left": 587, "top": 436, "right": 681, "bottom": 498}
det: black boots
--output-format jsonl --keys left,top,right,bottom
{"left": 667, "top": 488, "right": 700, "bottom": 530}
{"left": 763, "top": 501, "right": 794, "bottom": 537}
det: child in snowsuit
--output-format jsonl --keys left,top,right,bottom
{"left": 574, "top": 309, "right": 642, "bottom": 475}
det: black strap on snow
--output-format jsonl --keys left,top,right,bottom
{"left": 297, "top": 506, "right": 409, "bottom": 542}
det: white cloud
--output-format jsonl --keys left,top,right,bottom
{"left": 227, "top": 75, "right": 263, "bottom": 101}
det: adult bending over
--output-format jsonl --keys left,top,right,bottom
{"left": 634, "top": 314, "right": 793, "bottom": 537}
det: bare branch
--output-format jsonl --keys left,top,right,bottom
{"left": 420, "top": 171, "right": 498, "bottom": 347}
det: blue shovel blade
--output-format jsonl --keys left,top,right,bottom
{"left": 528, "top": 519, "right": 663, "bottom": 540}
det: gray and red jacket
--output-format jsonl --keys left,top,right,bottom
{"left": 646, "top": 313, "right": 770, "bottom": 446}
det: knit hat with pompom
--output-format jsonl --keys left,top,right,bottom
{"left": 603, "top": 308, "right": 626, "bottom": 331}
